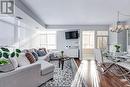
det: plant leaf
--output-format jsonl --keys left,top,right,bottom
{"left": 16, "top": 53, "right": 19, "bottom": 57}
{"left": 11, "top": 52, "right": 15, "bottom": 57}
{"left": 1, "top": 47, "right": 10, "bottom": 52}
{"left": 0, "top": 59, "right": 9, "bottom": 65}
{"left": 16, "top": 49, "right": 21, "bottom": 53}
{"left": 3, "top": 52, "right": 9, "bottom": 58}
{"left": 0, "top": 51, "right": 2, "bottom": 58}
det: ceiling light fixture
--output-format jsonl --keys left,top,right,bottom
{"left": 110, "top": 11, "right": 130, "bottom": 33}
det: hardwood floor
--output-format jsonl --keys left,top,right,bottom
{"left": 73, "top": 60, "right": 130, "bottom": 87}
{"left": 74, "top": 58, "right": 81, "bottom": 67}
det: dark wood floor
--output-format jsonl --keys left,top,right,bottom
{"left": 74, "top": 58, "right": 81, "bottom": 67}
{"left": 74, "top": 59, "right": 130, "bottom": 87}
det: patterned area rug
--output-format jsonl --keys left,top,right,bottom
{"left": 40, "top": 60, "right": 73, "bottom": 87}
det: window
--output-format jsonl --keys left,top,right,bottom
{"left": 96, "top": 31, "right": 108, "bottom": 49}
{"left": 97, "top": 31, "right": 108, "bottom": 36}
{"left": 40, "top": 31, "right": 56, "bottom": 49}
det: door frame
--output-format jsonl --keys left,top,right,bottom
{"left": 80, "top": 30, "right": 109, "bottom": 60}
{"left": 80, "top": 30, "right": 96, "bottom": 60}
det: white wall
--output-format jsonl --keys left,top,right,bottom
{"left": 57, "top": 30, "right": 79, "bottom": 57}
{"left": 127, "top": 21, "right": 130, "bottom": 53}
{"left": 117, "top": 30, "right": 127, "bottom": 51}
{"left": 109, "top": 28, "right": 127, "bottom": 52}
{"left": 0, "top": 5, "right": 45, "bottom": 50}
{"left": 0, "top": 18, "right": 40, "bottom": 50}
{"left": 56, "top": 25, "right": 109, "bottom": 59}
{"left": 57, "top": 30, "right": 79, "bottom": 50}
{"left": 17, "top": 26, "right": 40, "bottom": 49}
{"left": 109, "top": 30, "right": 118, "bottom": 52}
{"left": 0, "top": 20, "right": 14, "bottom": 46}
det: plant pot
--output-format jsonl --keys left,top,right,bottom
{"left": 0, "top": 63, "right": 14, "bottom": 72}
{"left": 116, "top": 48, "right": 120, "bottom": 52}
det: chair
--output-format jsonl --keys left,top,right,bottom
{"left": 94, "top": 49, "right": 130, "bottom": 84}
{"left": 94, "top": 48, "right": 116, "bottom": 74}
{"left": 116, "top": 61, "right": 130, "bottom": 83}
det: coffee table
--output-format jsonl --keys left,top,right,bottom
{"left": 58, "top": 57, "right": 72, "bottom": 70}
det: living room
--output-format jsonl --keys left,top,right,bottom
{"left": 0, "top": 0, "right": 130, "bottom": 87}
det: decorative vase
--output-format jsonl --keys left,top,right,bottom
{"left": 116, "top": 49, "right": 120, "bottom": 52}
{"left": 114, "top": 44, "right": 121, "bottom": 52}
{"left": 116, "top": 48, "right": 120, "bottom": 52}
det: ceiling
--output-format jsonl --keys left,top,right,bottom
{"left": 21, "top": 0, "right": 130, "bottom": 25}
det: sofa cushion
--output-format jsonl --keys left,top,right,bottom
{"left": 37, "top": 50, "right": 46, "bottom": 57}
{"left": 39, "top": 48, "right": 47, "bottom": 54}
{"left": 33, "top": 49, "right": 38, "bottom": 52}
{"left": 31, "top": 51, "right": 38, "bottom": 61}
{"left": 17, "top": 53, "right": 30, "bottom": 66}
{"left": 38, "top": 53, "right": 50, "bottom": 61}
{"left": 10, "top": 58, "right": 18, "bottom": 68}
{"left": 25, "top": 52, "right": 36, "bottom": 64}
{"left": 36, "top": 60, "right": 54, "bottom": 76}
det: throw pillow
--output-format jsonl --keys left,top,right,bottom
{"left": 39, "top": 48, "right": 47, "bottom": 54}
{"left": 37, "top": 50, "right": 46, "bottom": 57}
{"left": 16, "top": 53, "right": 30, "bottom": 66}
{"left": 33, "top": 49, "right": 38, "bottom": 52}
{"left": 41, "top": 49, "right": 47, "bottom": 55}
{"left": 25, "top": 52, "right": 36, "bottom": 64}
{"left": 31, "top": 51, "right": 38, "bottom": 61}
{"left": 10, "top": 58, "right": 18, "bottom": 69}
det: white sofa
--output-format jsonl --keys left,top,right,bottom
{"left": 38, "top": 52, "right": 52, "bottom": 62}
{"left": 0, "top": 52, "right": 55, "bottom": 87}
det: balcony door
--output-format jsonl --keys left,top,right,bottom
{"left": 81, "top": 31, "right": 108, "bottom": 60}
{"left": 82, "top": 31, "right": 95, "bottom": 60}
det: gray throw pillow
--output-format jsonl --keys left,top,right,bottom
{"left": 31, "top": 51, "right": 38, "bottom": 61}
{"left": 37, "top": 50, "right": 46, "bottom": 57}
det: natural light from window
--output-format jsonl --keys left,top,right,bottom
{"left": 40, "top": 31, "right": 56, "bottom": 49}
{"left": 96, "top": 31, "right": 108, "bottom": 49}
{"left": 82, "top": 31, "right": 95, "bottom": 49}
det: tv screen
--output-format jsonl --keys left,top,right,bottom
{"left": 65, "top": 31, "right": 78, "bottom": 39}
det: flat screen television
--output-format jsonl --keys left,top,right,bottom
{"left": 65, "top": 31, "right": 78, "bottom": 39}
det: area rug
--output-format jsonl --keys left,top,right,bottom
{"left": 40, "top": 60, "right": 73, "bottom": 87}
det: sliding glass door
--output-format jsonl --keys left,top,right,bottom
{"left": 81, "top": 30, "right": 108, "bottom": 60}
{"left": 82, "top": 31, "right": 95, "bottom": 60}
{"left": 96, "top": 31, "right": 108, "bottom": 50}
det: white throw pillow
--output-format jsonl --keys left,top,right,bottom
{"left": 16, "top": 53, "right": 30, "bottom": 66}
{"left": 10, "top": 58, "right": 18, "bottom": 68}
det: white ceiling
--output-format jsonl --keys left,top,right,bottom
{"left": 21, "top": 0, "right": 130, "bottom": 25}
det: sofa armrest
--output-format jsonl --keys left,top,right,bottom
{"left": 38, "top": 53, "right": 52, "bottom": 61}
{"left": 0, "top": 63, "right": 41, "bottom": 87}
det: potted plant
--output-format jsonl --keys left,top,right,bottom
{"left": 0, "top": 47, "right": 21, "bottom": 72}
{"left": 114, "top": 44, "right": 121, "bottom": 52}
